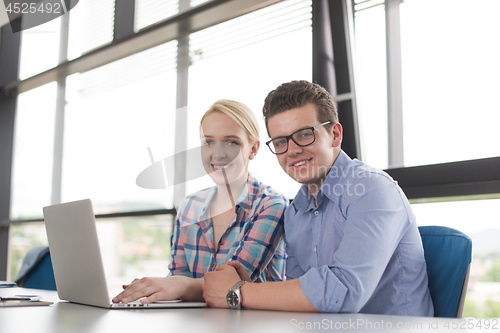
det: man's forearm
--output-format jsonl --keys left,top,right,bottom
{"left": 240, "top": 278, "right": 318, "bottom": 312}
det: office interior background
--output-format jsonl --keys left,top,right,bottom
{"left": 1, "top": 0, "right": 499, "bottom": 317}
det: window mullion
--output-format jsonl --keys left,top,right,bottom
{"left": 173, "top": 0, "right": 191, "bottom": 210}
{"left": 0, "top": 19, "right": 22, "bottom": 280}
{"left": 385, "top": 0, "right": 404, "bottom": 168}
{"left": 51, "top": 10, "right": 70, "bottom": 205}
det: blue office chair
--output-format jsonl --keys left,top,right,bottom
{"left": 14, "top": 246, "right": 57, "bottom": 291}
{"left": 418, "top": 226, "right": 472, "bottom": 318}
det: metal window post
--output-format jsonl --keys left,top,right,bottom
{"left": 312, "top": 0, "right": 361, "bottom": 160}
{"left": 173, "top": 0, "right": 191, "bottom": 209}
{"left": 0, "top": 18, "right": 22, "bottom": 280}
{"left": 385, "top": 0, "right": 404, "bottom": 168}
{"left": 51, "top": 9, "right": 70, "bottom": 205}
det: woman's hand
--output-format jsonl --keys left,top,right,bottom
{"left": 112, "top": 276, "right": 191, "bottom": 304}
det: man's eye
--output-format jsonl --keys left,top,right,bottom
{"left": 274, "top": 139, "right": 287, "bottom": 147}
{"left": 299, "top": 131, "right": 312, "bottom": 138}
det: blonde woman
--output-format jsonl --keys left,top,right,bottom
{"left": 113, "top": 100, "right": 287, "bottom": 304}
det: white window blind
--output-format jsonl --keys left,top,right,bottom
{"left": 189, "top": 0, "right": 311, "bottom": 63}
{"left": 68, "top": 0, "right": 115, "bottom": 60}
{"left": 77, "top": 41, "right": 178, "bottom": 99}
{"left": 135, "top": 0, "right": 179, "bottom": 31}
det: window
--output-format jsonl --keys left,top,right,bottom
{"left": 68, "top": 0, "right": 115, "bottom": 60}
{"left": 9, "top": 215, "right": 173, "bottom": 294}
{"left": 413, "top": 198, "right": 500, "bottom": 317}
{"left": 353, "top": 1, "right": 388, "bottom": 169}
{"left": 11, "top": 82, "right": 57, "bottom": 219}
{"left": 135, "top": 0, "right": 179, "bottom": 31}
{"left": 186, "top": 0, "right": 312, "bottom": 198}
{"left": 18, "top": 17, "right": 61, "bottom": 80}
{"left": 63, "top": 41, "right": 178, "bottom": 214}
{"left": 9, "top": 222, "right": 48, "bottom": 281}
{"left": 400, "top": 0, "right": 500, "bottom": 167}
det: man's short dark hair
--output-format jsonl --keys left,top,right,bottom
{"left": 262, "top": 80, "right": 338, "bottom": 137}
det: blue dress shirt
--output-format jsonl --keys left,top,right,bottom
{"left": 285, "top": 151, "right": 434, "bottom": 316}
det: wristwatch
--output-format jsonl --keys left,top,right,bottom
{"left": 226, "top": 280, "right": 246, "bottom": 309}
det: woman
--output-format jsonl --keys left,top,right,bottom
{"left": 113, "top": 100, "right": 287, "bottom": 304}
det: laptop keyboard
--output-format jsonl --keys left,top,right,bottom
{"left": 110, "top": 298, "right": 147, "bottom": 307}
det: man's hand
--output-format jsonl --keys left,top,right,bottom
{"left": 112, "top": 276, "right": 189, "bottom": 304}
{"left": 227, "top": 260, "right": 252, "bottom": 282}
{"left": 202, "top": 264, "right": 243, "bottom": 308}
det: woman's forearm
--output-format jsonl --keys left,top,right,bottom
{"left": 180, "top": 277, "right": 205, "bottom": 302}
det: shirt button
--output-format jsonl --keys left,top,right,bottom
{"left": 313, "top": 247, "right": 317, "bottom": 252}
{"left": 211, "top": 263, "right": 216, "bottom": 269}
{"left": 219, "top": 240, "right": 224, "bottom": 245}
{"left": 314, "top": 211, "right": 319, "bottom": 216}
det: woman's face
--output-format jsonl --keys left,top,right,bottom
{"left": 200, "top": 112, "right": 258, "bottom": 186}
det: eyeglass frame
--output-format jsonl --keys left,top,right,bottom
{"left": 265, "top": 121, "right": 333, "bottom": 155}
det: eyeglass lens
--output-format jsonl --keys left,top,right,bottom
{"left": 271, "top": 128, "right": 315, "bottom": 154}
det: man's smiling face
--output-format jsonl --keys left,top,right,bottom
{"left": 267, "top": 103, "right": 342, "bottom": 195}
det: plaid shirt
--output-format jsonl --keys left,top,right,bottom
{"left": 168, "top": 174, "right": 287, "bottom": 282}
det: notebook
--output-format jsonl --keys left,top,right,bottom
{"left": 43, "top": 199, "right": 207, "bottom": 309}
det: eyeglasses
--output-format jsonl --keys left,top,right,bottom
{"left": 266, "top": 121, "right": 332, "bottom": 155}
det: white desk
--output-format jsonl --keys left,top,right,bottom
{"left": 0, "top": 288, "right": 494, "bottom": 333}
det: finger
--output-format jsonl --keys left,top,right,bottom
{"left": 228, "top": 261, "right": 251, "bottom": 281}
{"left": 215, "top": 264, "right": 230, "bottom": 271}
{"left": 113, "top": 288, "right": 131, "bottom": 303}
{"left": 122, "top": 285, "right": 157, "bottom": 304}
{"left": 115, "top": 280, "right": 153, "bottom": 303}
{"left": 227, "top": 260, "right": 242, "bottom": 269}
{"left": 113, "top": 291, "right": 130, "bottom": 303}
{"left": 116, "top": 278, "right": 141, "bottom": 297}
{"left": 141, "top": 292, "right": 160, "bottom": 304}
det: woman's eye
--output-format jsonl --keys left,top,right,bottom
{"left": 226, "top": 141, "right": 238, "bottom": 146}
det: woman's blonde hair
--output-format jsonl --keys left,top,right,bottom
{"left": 200, "top": 99, "right": 260, "bottom": 144}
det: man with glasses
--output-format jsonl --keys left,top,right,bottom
{"left": 203, "top": 80, "right": 434, "bottom": 316}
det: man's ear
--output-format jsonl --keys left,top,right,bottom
{"left": 249, "top": 141, "right": 260, "bottom": 160}
{"left": 331, "top": 123, "right": 343, "bottom": 148}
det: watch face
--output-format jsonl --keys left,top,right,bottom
{"left": 227, "top": 291, "right": 239, "bottom": 308}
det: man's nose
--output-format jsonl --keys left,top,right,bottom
{"left": 287, "top": 139, "right": 303, "bottom": 156}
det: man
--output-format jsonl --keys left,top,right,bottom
{"left": 202, "top": 80, "right": 434, "bottom": 316}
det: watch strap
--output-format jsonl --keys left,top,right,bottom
{"left": 230, "top": 280, "right": 246, "bottom": 292}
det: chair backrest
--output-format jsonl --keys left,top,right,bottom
{"left": 418, "top": 226, "right": 472, "bottom": 318}
{"left": 14, "top": 246, "right": 57, "bottom": 291}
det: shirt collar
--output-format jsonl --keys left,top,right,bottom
{"left": 291, "top": 150, "right": 352, "bottom": 212}
{"left": 321, "top": 150, "right": 352, "bottom": 203}
{"left": 236, "top": 173, "right": 259, "bottom": 213}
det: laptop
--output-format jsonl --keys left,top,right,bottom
{"left": 43, "top": 199, "right": 207, "bottom": 309}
